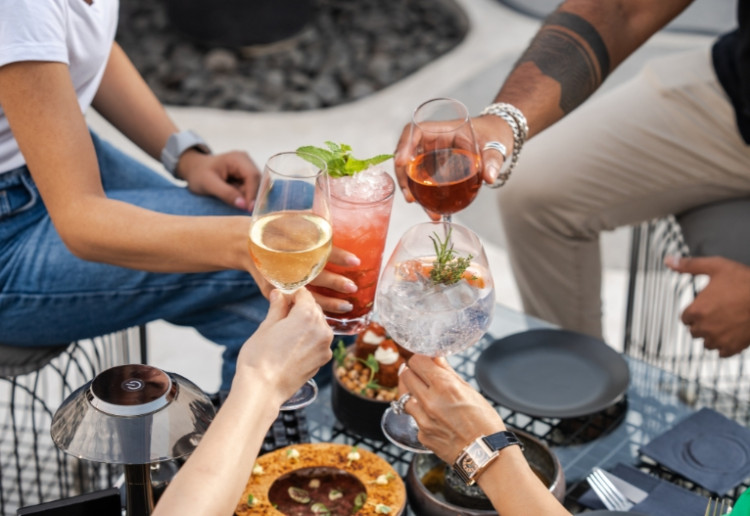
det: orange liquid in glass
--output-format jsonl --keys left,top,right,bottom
{"left": 407, "top": 148, "right": 482, "bottom": 215}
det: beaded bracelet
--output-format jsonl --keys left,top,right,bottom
{"left": 480, "top": 103, "right": 528, "bottom": 188}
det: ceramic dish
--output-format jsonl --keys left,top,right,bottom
{"left": 236, "top": 442, "right": 405, "bottom": 515}
{"left": 476, "top": 329, "right": 630, "bottom": 418}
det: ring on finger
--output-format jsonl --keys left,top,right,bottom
{"left": 482, "top": 141, "right": 507, "bottom": 159}
{"left": 392, "top": 393, "right": 412, "bottom": 415}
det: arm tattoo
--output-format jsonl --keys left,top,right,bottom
{"left": 517, "top": 11, "right": 611, "bottom": 114}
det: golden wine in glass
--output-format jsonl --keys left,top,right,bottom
{"left": 249, "top": 151, "right": 332, "bottom": 409}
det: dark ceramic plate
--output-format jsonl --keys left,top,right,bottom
{"left": 475, "top": 329, "right": 629, "bottom": 419}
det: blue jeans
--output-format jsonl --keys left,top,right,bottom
{"left": 0, "top": 132, "right": 268, "bottom": 391}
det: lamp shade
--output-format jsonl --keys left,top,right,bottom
{"left": 51, "top": 364, "right": 215, "bottom": 465}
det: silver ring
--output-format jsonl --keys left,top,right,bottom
{"left": 391, "top": 393, "right": 412, "bottom": 415}
{"left": 482, "top": 141, "right": 507, "bottom": 159}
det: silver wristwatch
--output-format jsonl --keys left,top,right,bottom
{"left": 160, "top": 130, "right": 211, "bottom": 176}
{"left": 452, "top": 430, "right": 523, "bottom": 485}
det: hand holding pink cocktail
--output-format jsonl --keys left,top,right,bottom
{"left": 301, "top": 143, "right": 396, "bottom": 334}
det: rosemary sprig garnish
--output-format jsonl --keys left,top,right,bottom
{"left": 428, "top": 228, "right": 473, "bottom": 286}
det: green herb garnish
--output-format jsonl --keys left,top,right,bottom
{"left": 358, "top": 354, "right": 382, "bottom": 394}
{"left": 333, "top": 339, "right": 348, "bottom": 366}
{"left": 296, "top": 141, "right": 392, "bottom": 178}
{"left": 429, "top": 228, "right": 473, "bottom": 286}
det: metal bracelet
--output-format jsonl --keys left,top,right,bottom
{"left": 483, "top": 102, "right": 529, "bottom": 140}
{"left": 480, "top": 105, "right": 524, "bottom": 188}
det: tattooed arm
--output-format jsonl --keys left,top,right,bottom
{"left": 395, "top": 0, "right": 694, "bottom": 193}
{"left": 488, "top": 0, "right": 695, "bottom": 138}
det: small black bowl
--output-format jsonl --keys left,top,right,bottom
{"left": 330, "top": 348, "right": 391, "bottom": 442}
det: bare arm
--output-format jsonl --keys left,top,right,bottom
{"left": 489, "top": 0, "right": 695, "bottom": 138}
{"left": 395, "top": 0, "right": 695, "bottom": 194}
{"left": 0, "top": 60, "right": 255, "bottom": 274}
{"left": 400, "top": 356, "right": 570, "bottom": 515}
{"left": 153, "top": 289, "right": 334, "bottom": 516}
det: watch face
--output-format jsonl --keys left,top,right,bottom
{"left": 467, "top": 441, "right": 492, "bottom": 463}
{"left": 460, "top": 454, "right": 479, "bottom": 475}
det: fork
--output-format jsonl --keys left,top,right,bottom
{"left": 705, "top": 497, "right": 731, "bottom": 515}
{"left": 586, "top": 467, "right": 634, "bottom": 511}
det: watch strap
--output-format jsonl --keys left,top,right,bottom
{"left": 482, "top": 430, "right": 524, "bottom": 453}
{"left": 160, "top": 130, "right": 211, "bottom": 176}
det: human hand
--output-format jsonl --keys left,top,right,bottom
{"left": 471, "top": 114, "right": 515, "bottom": 186}
{"left": 306, "top": 246, "right": 361, "bottom": 314}
{"left": 665, "top": 255, "right": 750, "bottom": 357}
{"left": 176, "top": 149, "right": 261, "bottom": 211}
{"left": 234, "top": 288, "right": 334, "bottom": 403}
{"left": 400, "top": 355, "right": 506, "bottom": 464}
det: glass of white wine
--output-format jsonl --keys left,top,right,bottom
{"left": 249, "top": 151, "right": 333, "bottom": 409}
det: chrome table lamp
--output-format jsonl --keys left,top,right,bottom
{"left": 51, "top": 364, "right": 215, "bottom": 515}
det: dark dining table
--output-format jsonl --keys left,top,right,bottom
{"left": 295, "top": 303, "right": 749, "bottom": 514}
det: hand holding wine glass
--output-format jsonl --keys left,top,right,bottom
{"left": 248, "top": 151, "right": 332, "bottom": 409}
{"left": 400, "top": 98, "right": 483, "bottom": 222}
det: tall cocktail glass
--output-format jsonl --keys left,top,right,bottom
{"left": 309, "top": 166, "right": 396, "bottom": 334}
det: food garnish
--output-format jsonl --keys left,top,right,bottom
{"left": 353, "top": 492, "right": 367, "bottom": 513}
{"left": 252, "top": 463, "right": 264, "bottom": 476}
{"left": 311, "top": 502, "right": 331, "bottom": 514}
{"left": 247, "top": 494, "right": 258, "bottom": 507}
{"left": 296, "top": 142, "right": 392, "bottom": 178}
{"left": 428, "top": 228, "right": 474, "bottom": 286}
{"left": 329, "top": 489, "right": 343, "bottom": 501}
{"left": 347, "top": 446, "right": 361, "bottom": 466}
{"left": 371, "top": 473, "right": 395, "bottom": 485}
{"left": 288, "top": 486, "right": 311, "bottom": 504}
{"left": 308, "top": 479, "right": 321, "bottom": 489}
{"left": 375, "top": 504, "right": 393, "bottom": 514}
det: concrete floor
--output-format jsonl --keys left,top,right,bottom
{"left": 88, "top": 0, "right": 715, "bottom": 393}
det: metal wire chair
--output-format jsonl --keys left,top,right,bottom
{"left": 624, "top": 215, "right": 750, "bottom": 425}
{"left": 0, "top": 327, "right": 145, "bottom": 516}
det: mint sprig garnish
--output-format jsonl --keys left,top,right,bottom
{"left": 296, "top": 141, "right": 392, "bottom": 178}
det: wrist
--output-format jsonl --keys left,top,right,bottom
{"left": 161, "top": 129, "right": 211, "bottom": 178}
{"left": 452, "top": 430, "right": 523, "bottom": 486}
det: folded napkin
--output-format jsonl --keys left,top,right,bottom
{"left": 578, "top": 463, "right": 706, "bottom": 514}
{"left": 639, "top": 407, "right": 750, "bottom": 494}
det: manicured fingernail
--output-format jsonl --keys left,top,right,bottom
{"left": 487, "top": 164, "right": 500, "bottom": 182}
{"left": 234, "top": 197, "right": 248, "bottom": 210}
{"left": 398, "top": 363, "right": 407, "bottom": 376}
{"left": 343, "top": 280, "right": 358, "bottom": 293}
{"left": 339, "top": 301, "right": 354, "bottom": 312}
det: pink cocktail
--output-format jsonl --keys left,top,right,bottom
{"left": 309, "top": 167, "right": 395, "bottom": 334}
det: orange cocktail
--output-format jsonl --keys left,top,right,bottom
{"left": 309, "top": 167, "right": 395, "bottom": 334}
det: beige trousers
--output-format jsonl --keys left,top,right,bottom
{"left": 498, "top": 46, "right": 750, "bottom": 340}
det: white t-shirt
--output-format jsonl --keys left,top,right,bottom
{"left": 0, "top": 0, "right": 118, "bottom": 174}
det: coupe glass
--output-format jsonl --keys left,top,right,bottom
{"left": 405, "top": 97, "right": 483, "bottom": 222}
{"left": 249, "top": 151, "right": 332, "bottom": 409}
{"left": 376, "top": 221, "right": 495, "bottom": 451}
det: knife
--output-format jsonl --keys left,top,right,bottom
{"left": 599, "top": 468, "right": 649, "bottom": 504}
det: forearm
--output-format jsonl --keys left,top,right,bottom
{"left": 492, "top": 0, "right": 693, "bottom": 137}
{"left": 62, "top": 196, "right": 253, "bottom": 273}
{"left": 152, "top": 377, "right": 282, "bottom": 516}
{"left": 477, "top": 447, "right": 570, "bottom": 515}
{"left": 92, "top": 42, "right": 177, "bottom": 161}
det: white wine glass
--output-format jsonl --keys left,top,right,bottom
{"left": 405, "top": 97, "right": 483, "bottom": 223}
{"left": 376, "top": 221, "right": 494, "bottom": 451}
{"left": 249, "top": 151, "right": 332, "bottom": 409}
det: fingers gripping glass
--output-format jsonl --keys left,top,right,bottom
{"left": 376, "top": 221, "right": 495, "bottom": 451}
{"left": 249, "top": 151, "right": 332, "bottom": 409}
{"left": 405, "top": 98, "right": 483, "bottom": 223}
